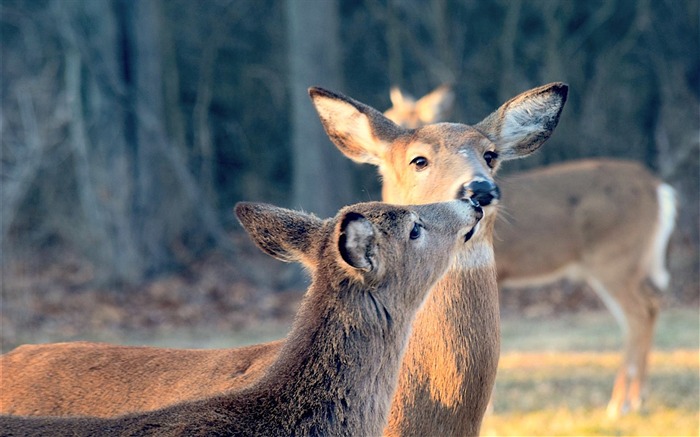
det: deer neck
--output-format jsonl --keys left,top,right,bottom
{"left": 258, "top": 276, "right": 416, "bottom": 436}
{"left": 386, "top": 219, "right": 500, "bottom": 436}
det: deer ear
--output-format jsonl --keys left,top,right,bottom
{"left": 389, "top": 86, "right": 413, "bottom": 108}
{"left": 476, "top": 82, "right": 568, "bottom": 160}
{"left": 415, "top": 84, "right": 455, "bottom": 124}
{"left": 235, "top": 202, "right": 323, "bottom": 267}
{"left": 337, "top": 211, "right": 376, "bottom": 272}
{"left": 309, "top": 87, "right": 404, "bottom": 166}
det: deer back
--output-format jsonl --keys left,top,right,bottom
{"left": 1, "top": 199, "right": 481, "bottom": 436}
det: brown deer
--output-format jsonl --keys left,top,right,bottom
{"left": 384, "top": 87, "right": 678, "bottom": 418}
{"left": 1, "top": 83, "right": 568, "bottom": 435}
{"left": 383, "top": 84, "right": 455, "bottom": 129}
{"left": 0, "top": 199, "right": 483, "bottom": 436}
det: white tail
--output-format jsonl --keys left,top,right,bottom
{"left": 385, "top": 88, "right": 677, "bottom": 418}
{"left": 0, "top": 200, "right": 482, "bottom": 436}
{"left": 650, "top": 183, "right": 677, "bottom": 290}
{"left": 1, "top": 83, "right": 567, "bottom": 436}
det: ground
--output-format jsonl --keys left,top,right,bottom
{"left": 1, "top": 245, "right": 698, "bottom": 436}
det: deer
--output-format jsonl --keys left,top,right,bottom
{"left": 382, "top": 84, "right": 455, "bottom": 130}
{"left": 1, "top": 83, "right": 568, "bottom": 435}
{"left": 0, "top": 199, "right": 483, "bottom": 436}
{"left": 383, "top": 85, "right": 678, "bottom": 418}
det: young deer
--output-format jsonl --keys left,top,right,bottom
{"left": 1, "top": 83, "right": 567, "bottom": 435}
{"left": 384, "top": 87, "right": 677, "bottom": 418}
{"left": 0, "top": 199, "right": 483, "bottom": 436}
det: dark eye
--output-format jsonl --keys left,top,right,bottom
{"left": 410, "top": 156, "right": 429, "bottom": 171}
{"left": 484, "top": 151, "right": 498, "bottom": 168}
{"left": 409, "top": 223, "right": 423, "bottom": 240}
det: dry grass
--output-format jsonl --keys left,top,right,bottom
{"left": 482, "top": 308, "right": 699, "bottom": 436}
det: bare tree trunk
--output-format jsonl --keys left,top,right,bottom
{"left": 497, "top": 0, "right": 522, "bottom": 100}
{"left": 124, "top": 0, "right": 234, "bottom": 274}
{"left": 59, "top": 0, "right": 144, "bottom": 284}
{"left": 287, "top": 0, "right": 352, "bottom": 218}
{"left": 48, "top": 0, "right": 234, "bottom": 284}
{"left": 124, "top": 0, "right": 173, "bottom": 274}
{"left": 1, "top": 90, "right": 45, "bottom": 251}
{"left": 161, "top": 13, "right": 188, "bottom": 169}
{"left": 64, "top": 49, "right": 107, "bottom": 259}
{"left": 385, "top": 0, "right": 403, "bottom": 86}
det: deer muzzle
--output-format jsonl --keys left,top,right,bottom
{"left": 462, "top": 179, "right": 501, "bottom": 207}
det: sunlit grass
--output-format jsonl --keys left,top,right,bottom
{"left": 482, "top": 406, "right": 698, "bottom": 437}
{"left": 482, "top": 307, "right": 699, "bottom": 436}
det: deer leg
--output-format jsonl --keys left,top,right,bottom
{"left": 605, "top": 280, "right": 660, "bottom": 418}
{"left": 585, "top": 274, "right": 642, "bottom": 418}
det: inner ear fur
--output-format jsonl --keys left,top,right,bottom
{"left": 308, "top": 86, "right": 405, "bottom": 165}
{"left": 476, "top": 82, "right": 568, "bottom": 160}
{"left": 337, "top": 211, "right": 376, "bottom": 273}
{"left": 235, "top": 202, "right": 323, "bottom": 266}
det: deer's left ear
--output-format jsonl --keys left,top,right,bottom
{"left": 389, "top": 86, "right": 414, "bottom": 108}
{"left": 476, "top": 82, "right": 568, "bottom": 160}
{"left": 337, "top": 211, "right": 376, "bottom": 273}
{"left": 235, "top": 202, "right": 323, "bottom": 268}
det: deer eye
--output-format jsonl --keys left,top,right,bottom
{"left": 410, "top": 156, "right": 429, "bottom": 171}
{"left": 483, "top": 151, "right": 498, "bottom": 168}
{"left": 409, "top": 222, "right": 423, "bottom": 240}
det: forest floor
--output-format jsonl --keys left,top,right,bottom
{"left": 2, "top": 245, "right": 699, "bottom": 436}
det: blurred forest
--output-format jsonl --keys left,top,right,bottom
{"left": 1, "top": 0, "right": 698, "bottom": 307}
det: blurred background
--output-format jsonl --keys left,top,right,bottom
{"left": 1, "top": 0, "right": 698, "bottom": 434}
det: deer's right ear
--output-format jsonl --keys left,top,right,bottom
{"left": 235, "top": 202, "right": 323, "bottom": 266}
{"left": 309, "top": 87, "right": 405, "bottom": 166}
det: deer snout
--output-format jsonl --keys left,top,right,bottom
{"left": 455, "top": 197, "right": 484, "bottom": 221}
{"left": 464, "top": 197, "right": 484, "bottom": 220}
{"left": 456, "top": 198, "right": 483, "bottom": 242}
{"left": 462, "top": 179, "right": 500, "bottom": 207}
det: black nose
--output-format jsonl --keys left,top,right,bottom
{"left": 465, "top": 180, "right": 500, "bottom": 207}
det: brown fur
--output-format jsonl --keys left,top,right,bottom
{"left": 309, "top": 83, "right": 567, "bottom": 436}
{"left": 1, "top": 84, "right": 567, "bottom": 435}
{"left": 1, "top": 341, "right": 284, "bottom": 417}
{"left": 384, "top": 88, "right": 676, "bottom": 418}
{"left": 0, "top": 200, "right": 482, "bottom": 436}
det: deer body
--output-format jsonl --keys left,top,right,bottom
{"left": 383, "top": 88, "right": 677, "bottom": 417}
{"left": 1, "top": 83, "right": 568, "bottom": 436}
{"left": 309, "top": 83, "right": 568, "bottom": 435}
{"left": 0, "top": 200, "right": 482, "bottom": 436}
{"left": 1, "top": 340, "right": 284, "bottom": 417}
{"left": 496, "top": 159, "right": 670, "bottom": 288}
{"left": 494, "top": 159, "right": 676, "bottom": 417}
